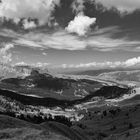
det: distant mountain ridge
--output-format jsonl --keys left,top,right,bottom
{"left": 70, "top": 68, "right": 140, "bottom": 76}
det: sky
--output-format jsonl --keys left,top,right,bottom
{"left": 0, "top": 0, "right": 140, "bottom": 72}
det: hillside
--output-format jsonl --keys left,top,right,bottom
{"left": 0, "top": 69, "right": 105, "bottom": 100}
{"left": 0, "top": 68, "right": 139, "bottom": 140}
{"left": 0, "top": 115, "right": 86, "bottom": 140}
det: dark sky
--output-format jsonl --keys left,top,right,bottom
{"left": 0, "top": 0, "right": 140, "bottom": 71}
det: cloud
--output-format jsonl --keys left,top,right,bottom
{"left": 0, "top": 0, "right": 60, "bottom": 27}
{"left": 124, "top": 57, "right": 140, "bottom": 67}
{"left": 66, "top": 13, "right": 96, "bottom": 36}
{"left": 13, "top": 30, "right": 87, "bottom": 50}
{"left": 0, "top": 43, "right": 14, "bottom": 64}
{"left": 71, "top": 0, "right": 85, "bottom": 14}
{"left": 35, "top": 62, "right": 50, "bottom": 68}
{"left": 1, "top": 26, "right": 140, "bottom": 52}
{"left": 13, "top": 57, "right": 140, "bottom": 70}
{"left": 22, "top": 19, "right": 37, "bottom": 29}
{"left": 14, "top": 61, "right": 28, "bottom": 66}
{"left": 60, "top": 56, "right": 140, "bottom": 69}
{"left": 14, "top": 38, "right": 43, "bottom": 48}
{"left": 71, "top": 0, "right": 140, "bottom": 13}
{"left": 60, "top": 61, "right": 121, "bottom": 69}
{"left": 96, "top": 0, "right": 140, "bottom": 13}
{"left": 42, "top": 52, "right": 47, "bottom": 56}
{"left": 15, "top": 61, "right": 50, "bottom": 68}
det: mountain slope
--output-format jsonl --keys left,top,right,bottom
{"left": 1, "top": 69, "right": 104, "bottom": 100}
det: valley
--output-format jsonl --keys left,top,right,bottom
{"left": 0, "top": 67, "right": 140, "bottom": 139}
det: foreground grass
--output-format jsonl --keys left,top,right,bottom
{"left": 0, "top": 127, "right": 70, "bottom": 140}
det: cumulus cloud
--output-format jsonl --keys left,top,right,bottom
{"left": 15, "top": 57, "right": 140, "bottom": 70}
{"left": 35, "top": 62, "right": 50, "bottom": 68}
{"left": 124, "top": 57, "right": 140, "bottom": 67}
{"left": 60, "top": 56, "right": 140, "bottom": 69}
{"left": 42, "top": 52, "right": 47, "bottom": 56}
{"left": 66, "top": 13, "right": 96, "bottom": 36}
{"left": 60, "top": 61, "right": 121, "bottom": 69}
{"left": 15, "top": 61, "right": 50, "bottom": 68}
{"left": 0, "top": 43, "right": 14, "bottom": 64}
{"left": 0, "top": 0, "right": 60, "bottom": 27}
{"left": 14, "top": 61, "right": 28, "bottom": 66}
{"left": 22, "top": 19, "right": 37, "bottom": 29}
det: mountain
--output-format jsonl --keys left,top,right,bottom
{"left": 98, "top": 70, "right": 140, "bottom": 82}
{"left": 71, "top": 68, "right": 140, "bottom": 87}
{"left": 70, "top": 68, "right": 140, "bottom": 76}
{"left": 0, "top": 69, "right": 105, "bottom": 100}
